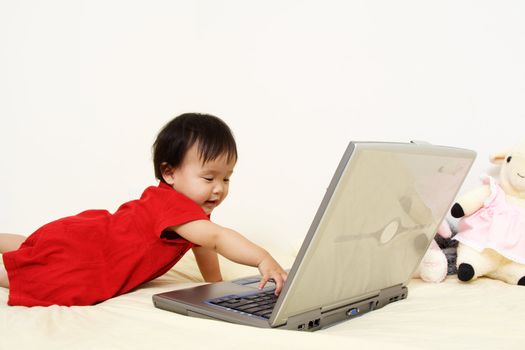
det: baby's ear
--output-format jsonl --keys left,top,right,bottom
{"left": 489, "top": 151, "right": 509, "bottom": 165}
{"left": 160, "top": 163, "right": 175, "bottom": 184}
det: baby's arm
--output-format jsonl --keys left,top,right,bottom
{"left": 192, "top": 246, "right": 223, "bottom": 282}
{"left": 172, "top": 220, "right": 287, "bottom": 295}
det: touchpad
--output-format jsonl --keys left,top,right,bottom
{"left": 231, "top": 276, "right": 276, "bottom": 289}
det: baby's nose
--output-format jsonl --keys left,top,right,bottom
{"left": 213, "top": 183, "right": 224, "bottom": 194}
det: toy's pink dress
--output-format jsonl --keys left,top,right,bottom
{"left": 455, "top": 176, "right": 525, "bottom": 264}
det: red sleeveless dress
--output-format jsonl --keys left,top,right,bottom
{"left": 3, "top": 182, "right": 208, "bottom": 306}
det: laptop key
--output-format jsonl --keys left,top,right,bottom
{"left": 224, "top": 299, "right": 255, "bottom": 309}
{"left": 254, "top": 309, "right": 272, "bottom": 316}
{"left": 243, "top": 306, "right": 266, "bottom": 314}
{"left": 259, "top": 304, "right": 275, "bottom": 311}
{"left": 210, "top": 298, "right": 231, "bottom": 305}
{"left": 235, "top": 303, "right": 259, "bottom": 311}
{"left": 224, "top": 298, "right": 242, "bottom": 305}
{"left": 260, "top": 311, "right": 273, "bottom": 319}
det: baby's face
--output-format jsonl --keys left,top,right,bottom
{"left": 165, "top": 144, "right": 235, "bottom": 215}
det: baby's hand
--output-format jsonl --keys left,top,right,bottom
{"left": 257, "top": 255, "right": 288, "bottom": 296}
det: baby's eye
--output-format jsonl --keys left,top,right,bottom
{"left": 224, "top": 178, "right": 230, "bottom": 183}
{"left": 203, "top": 177, "right": 213, "bottom": 182}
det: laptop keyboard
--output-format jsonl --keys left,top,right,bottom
{"left": 208, "top": 290, "right": 277, "bottom": 319}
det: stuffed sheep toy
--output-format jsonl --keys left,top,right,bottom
{"left": 451, "top": 143, "right": 525, "bottom": 285}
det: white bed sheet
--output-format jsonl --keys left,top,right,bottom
{"left": 1, "top": 252, "right": 524, "bottom": 350}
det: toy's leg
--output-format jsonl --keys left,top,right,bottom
{"left": 488, "top": 258, "right": 525, "bottom": 285}
{"left": 416, "top": 242, "right": 448, "bottom": 283}
{"left": 456, "top": 244, "right": 501, "bottom": 282}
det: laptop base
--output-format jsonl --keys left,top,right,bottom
{"left": 153, "top": 280, "right": 407, "bottom": 331}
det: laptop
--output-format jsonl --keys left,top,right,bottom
{"left": 153, "top": 141, "right": 476, "bottom": 331}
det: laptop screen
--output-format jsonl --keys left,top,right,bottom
{"left": 270, "top": 142, "right": 475, "bottom": 326}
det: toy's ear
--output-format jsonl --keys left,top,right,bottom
{"left": 489, "top": 151, "right": 508, "bottom": 165}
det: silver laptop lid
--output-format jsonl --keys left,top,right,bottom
{"left": 269, "top": 141, "right": 476, "bottom": 327}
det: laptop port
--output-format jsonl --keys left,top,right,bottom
{"left": 297, "top": 324, "right": 305, "bottom": 331}
{"left": 306, "top": 319, "right": 320, "bottom": 330}
{"left": 347, "top": 308, "right": 359, "bottom": 317}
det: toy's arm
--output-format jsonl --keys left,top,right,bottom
{"left": 451, "top": 185, "right": 491, "bottom": 218}
{"left": 436, "top": 220, "right": 452, "bottom": 239}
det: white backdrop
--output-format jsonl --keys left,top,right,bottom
{"left": 1, "top": 0, "right": 524, "bottom": 255}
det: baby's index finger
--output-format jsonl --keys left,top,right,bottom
{"left": 258, "top": 276, "right": 269, "bottom": 290}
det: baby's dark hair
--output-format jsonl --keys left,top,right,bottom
{"left": 153, "top": 113, "right": 238, "bottom": 183}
